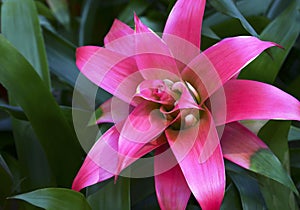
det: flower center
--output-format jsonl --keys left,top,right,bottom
{"left": 184, "top": 113, "right": 198, "bottom": 127}
{"left": 135, "top": 79, "right": 201, "bottom": 130}
{"left": 185, "top": 81, "right": 201, "bottom": 104}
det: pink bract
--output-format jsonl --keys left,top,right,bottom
{"left": 72, "top": 0, "right": 300, "bottom": 209}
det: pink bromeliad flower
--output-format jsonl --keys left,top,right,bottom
{"left": 72, "top": 0, "right": 300, "bottom": 209}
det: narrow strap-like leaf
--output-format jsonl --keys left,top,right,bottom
{"left": 0, "top": 35, "right": 83, "bottom": 187}
{"left": 10, "top": 188, "right": 91, "bottom": 210}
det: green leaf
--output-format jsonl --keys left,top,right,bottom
{"left": 239, "top": 0, "right": 300, "bottom": 84}
{"left": 289, "top": 126, "right": 300, "bottom": 141}
{"left": 87, "top": 177, "right": 130, "bottom": 210}
{"left": 257, "top": 121, "right": 298, "bottom": 210}
{"left": 259, "top": 121, "right": 291, "bottom": 170}
{"left": 202, "top": 25, "right": 220, "bottom": 40}
{"left": 221, "top": 184, "right": 242, "bottom": 210}
{"left": 10, "top": 188, "right": 91, "bottom": 210}
{"left": 287, "top": 75, "right": 300, "bottom": 100}
{"left": 1, "top": 152, "right": 23, "bottom": 194}
{"left": 0, "top": 131, "right": 13, "bottom": 151}
{"left": 0, "top": 106, "right": 86, "bottom": 190}
{"left": 0, "top": 105, "right": 86, "bottom": 189}
{"left": 0, "top": 35, "right": 83, "bottom": 187}
{"left": 11, "top": 120, "right": 55, "bottom": 190}
{"left": 204, "top": 0, "right": 272, "bottom": 27}
{"left": 201, "top": 16, "right": 270, "bottom": 50}
{"left": 131, "top": 177, "right": 156, "bottom": 207}
{"left": 0, "top": 155, "right": 13, "bottom": 203}
{"left": 267, "top": 0, "right": 293, "bottom": 19}
{"left": 1, "top": 0, "right": 56, "bottom": 190}
{"left": 250, "top": 149, "right": 298, "bottom": 194}
{"left": 212, "top": 16, "right": 270, "bottom": 38}
{"left": 45, "top": 0, "right": 70, "bottom": 30}
{"left": 43, "top": 28, "right": 109, "bottom": 105}
{"left": 240, "top": 120, "right": 268, "bottom": 135}
{"left": 79, "top": 0, "right": 125, "bottom": 46}
{"left": 1, "top": 0, "right": 51, "bottom": 89}
{"left": 139, "top": 14, "right": 164, "bottom": 32}
{"left": 186, "top": 205, "right": 201, "bottom": 210}
{"left": 290, "top": 148, "right": 300, "bottom": 168}
{"left": 35, "top": 1, "right": 56, "bottom": 21}
{"left": 43, "top": 28, "right": 78, "bottom": 87}
{"left": 0, "top": 104, "right": 87, "bottom": 127}
{"left": 88, "top": 106, "right": 103, "bottom": 126}
{"left": 228, "top": 170, "right": 266, "bottom": 210}
{"left": 238, "top": 0, "right": 272, "bottom": 17}
{"left": 118, "top": 0, "right": 151, "bottom": 24}
{"left": 257, "top": 177, "right": 298, "bottom": 210}
{"left": 209, "top": 0, "right": 258, "bottom": 36}
{"left": 0, "top": 104, "right": 27, "bottom": 121}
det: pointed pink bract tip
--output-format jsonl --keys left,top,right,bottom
{"left": 134, "top": 13, "right": 141, "bottom": 31}
{"left": 71, "top": 185, "right": 80, "bottom": 192}
{"left": 114, "top": 176, "right": 117, "bottom": 184}
{"left": 70, "top": 155, "right": 115, "bottom": 192}
{"left": 104, "top": 18, "right": 134, "bottom": 46}
{"left": 133, "top": 12, "right": 138, "bottom": 22}
{"left": 72, "top": 177, "right": 83, "bottom": 192}
{"left": 76, "top": 46, "right": 99, "bottom": 70}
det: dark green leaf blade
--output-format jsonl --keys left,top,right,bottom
{"left": 204, "top": 0, "right": 272, "bottom": 27}
{"left": 87, "top": 178, "right": 130, "bottom": 210}
{"left": 250, "top": 149, "right": 298, "bottom": 194}
{"left": 239, "top": 0, "right": 300, "bottom": 84}
{"left": 289, "top": 126, "right": 300, "bottom": 141}
{"left": 221, "top": 184, "right": 242, "bottom": 210}
{"left": 257, "top": 121, "right": 298, "bottom": 210}
{"left": 229, "top": 171, "right": 266, "bottom": 210}
{"left": 43, "top": 28, "right": 109, "bottom": 105}
{"left": 290, "top": 148, "right": 300, "bottom": 168}
{"left": 256, "top": 176, "right": 298, "bottom": 210}
{"left": 88, "top": 106, "right": 103, "bottom": 126}
{"left": 0, "top": 104, "right": 27, "bottom": 121}
{"left": 1, "top": 0, "right": 51, "bottom": 88}
{"left": 209, "top": 0, "right": 258, "bottom": 36}
{"left": 0, "top": 35, "right": 83, "bottom": 187}
{"left": 35, "top": 1, "right": 56, "bottom": 21}
{"left": 78, "top": 0, "right": 127, "bottom": 46}
{"left": 10, "top": 188, "right": 91, "bottom": 210}
{"left": 0, "top": 104, "right": 87, "bottom": 128}
{"left": 46, "top": 0, "right": 70, "bottom": 29}
{"left": 43, "top": 28, "right": 78, "bottom": 87}
{"left": 118, "top": 0, "right": 151, "bottom": 24}
{"left": 1, "top": 0, "right": 55, "bottom": 190}
{"left": 11, "top": 119, "right": 56, "bottom": 190}
{"left": 0, "top": 155, "right": 13, "bottom": 204}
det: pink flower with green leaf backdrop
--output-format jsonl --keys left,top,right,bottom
{"left": 72, "top": 0, "right": 300, "bottom": 209}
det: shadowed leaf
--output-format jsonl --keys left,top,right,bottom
{"left": 0, "top": 35, "right": 83, "bottom": 187}
{"left": 87, "top": 178, "right": 130, "bottom": 210}
{"left": 257, "top": 121, "right": 298, "bottom": 210}
{"left": 46, "top": 0, "right": 70, "bottom": 29}
{"left": 221, "top": 184, "right": 242, "bottom": 210}
{"left": 1, "top": 0, "right": 51, "bottom": 88}
{"left": 229, "top": 170, "right": 266, "bottom": 210}
{"left": 209, "top": 0, "right": 258, "bottom": 36}
{"left": 250, "top": 149, "right": 298, "bottom": 194}
{"left": 11, "top": 188, "right": 91, "bottom": 210}
{"left": 239, "top": 0, "right": 300, "bottom": 84}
